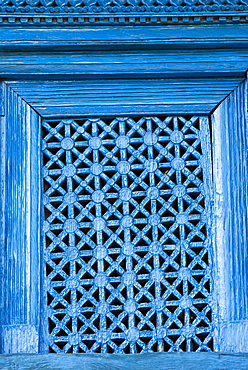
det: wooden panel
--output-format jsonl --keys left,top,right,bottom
{"left": 1, "top": 50, "right": 248, "bottom": 78}
{"left": 211, "top": 80, "right": 248, "bottom": 351}
{"left": 0, "top": 353, "right": 248, "bottom": 369}
{"left": 1, "top": 76, "right": 248, "bottom": 355}
{"left": 1, "top": 25, "right": 248, "bottom": 50}
{"left": 7, "top": 79, "right": 241, "bottom": 116}
{"left": 0, "top": 87, "right": 42, "bottom": 353}
{"left": 211, "top": 80, "right": 248, "bottom": 323}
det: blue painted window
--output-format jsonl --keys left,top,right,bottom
{"left": 42, "top": 115, "right": 213, "bottom": 353}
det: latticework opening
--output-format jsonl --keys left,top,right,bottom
{"left": 42, "top": 115, "right": 213, "bottom": 353}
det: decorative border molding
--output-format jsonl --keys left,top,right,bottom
{"left": 1, "top": 26, "right": 248, "bottom": 56}
{"left": 6, "top": 79, "right": 242, "bottom": 117}
{"left": 1, "top": 76, "right": 248, "bottom": 353}
{"left": 1, "top": 0, "right": 248, "bottom": 17}
{"left": 0, "top": 12, "right": 248, "bottom": 25}
{"left": 0, "top": 0, "right": 248, "bottom": 26}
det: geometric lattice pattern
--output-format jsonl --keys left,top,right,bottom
{"left": 42, "top": 116, "right": 213, "bottom": 353}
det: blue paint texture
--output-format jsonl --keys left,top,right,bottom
{"left": 0, "top": 0, "right": 248, "bottom": 26}
{"left": 0, "top": 8, "right": 248, "bottom": 356}
{"left": 1, "top": 0, "right": 248, "bottom": 13}
{"left": 42, "top": 116, "right": 213, "bottom": 353}
{"left": 1, "top": 353, "right": 248, "bottom": 370}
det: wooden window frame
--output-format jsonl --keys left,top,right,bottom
{"left": 0, "top": 24, "right": 248, "bottom": 360}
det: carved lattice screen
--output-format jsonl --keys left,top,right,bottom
{"left": 42, "top": 115, "right": 213, "bottom": 353}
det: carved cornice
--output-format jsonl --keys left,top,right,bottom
{"left": 0, "top": 0, "right": 248, "bottom": 25}
{"left": 0, "top": 13, "right": 248, "bottom": 25}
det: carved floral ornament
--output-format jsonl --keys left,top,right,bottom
{"left": 1, "top": 0, "right": 247, "bottom": 10}
{"left": 0, "top": 0, "right": 248, "bottom": 24}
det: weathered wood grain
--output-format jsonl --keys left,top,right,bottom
{"left": 2, "top": 77, "right": 248, "bottom": 353}
{"left": 1, "top": 18, "right": 248, "bottom": 355}
{"left": 211, "top": 80, "right": 248, "bottom": 323}
{"left": 1, "top": 353, "right": 248, "bottom": 370}
{"left": 1, "top": 50, "right": 248, "bottom": 78}
{"left": 6, "top": 79, "right": 241, "bottom": 117}
{"left": 0, "top": 87, "right": 41, "bottom": 353}
{"left": 210, "top": 81, "right": 248, "bottom": 352}
{"left": 1, "top": 25, "right": 248, "bottom": 50}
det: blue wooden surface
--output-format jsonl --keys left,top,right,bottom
{"left": 0, "top": 47, "right": 247, "bottom": 82}
{"left": 1, "top": 26, "right": 248, "bottom": 49}
{"left": 210, "top": 81, "right": 248, "bottom": 352}
{"left": 0, "top": 87, "right": 41, "bottom": 353}
{"left": 0, "top": 0, "right": 248, "bottom": 18}
{"left": 5, "top": 79, "right": 241, "bottom": 116}
{"left": 0, "top": 0, "right": 247, "bottom": 26}
{"left": 1, "top": 353, "right": 248, "bottom": 369}
{"left": 212, "top": 81, "right": 248, "bottom": 323}
{"left": 0, "top": 9, "right": 248, "bottom": 357}
{"left": 1, "top": 74, "right": 248, "bottom": 353}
